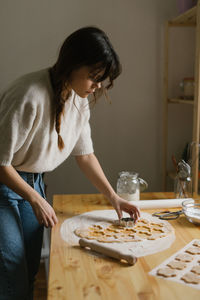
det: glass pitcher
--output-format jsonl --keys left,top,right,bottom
{"left": 116, "top": 171, "right": 148, "bottom": 201}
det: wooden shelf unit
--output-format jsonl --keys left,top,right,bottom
{"left": 169, "top": 6, "right": 196, "bottom": 26}
{"left": 163, "top": 1, "right": 200, "bottom": 194}
{"left": 168, "top": 98, "right": 194, "bottom": 104}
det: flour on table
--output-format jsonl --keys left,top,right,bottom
{"left": 60, "top": 210, "right": 175, "bottom": 257}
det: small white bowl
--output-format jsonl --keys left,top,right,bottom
{"left": 182, "top": 199, "right": 200, "bottom": 225}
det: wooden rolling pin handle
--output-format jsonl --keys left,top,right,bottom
{"left": 79, "top": 238, "right": 137, "bottom": 265}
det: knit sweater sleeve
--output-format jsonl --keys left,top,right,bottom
{"left": 71, "top": 108, "right": 94, "bottom": 156}
{"left": 0, "top": 87, "right": 37, "bottom": 166}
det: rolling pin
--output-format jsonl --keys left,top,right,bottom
{"left": 79, "top": 238, "right": 137, "bottom": 265}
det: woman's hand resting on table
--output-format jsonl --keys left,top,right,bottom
{"left": 109, "top": 194, "right": 140, "bottom": 221}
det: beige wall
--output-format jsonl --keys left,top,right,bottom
{"left": 0, "top": 0, "right": 180, "bottom": 201}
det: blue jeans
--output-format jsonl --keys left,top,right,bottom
{"left": 0, "top": 171, "right": 45, "bottom": 300}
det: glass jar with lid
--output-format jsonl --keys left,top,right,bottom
{"left": 116, "top": 171, "right": 148, "bottom": 201}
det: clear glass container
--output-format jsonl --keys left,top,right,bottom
{"left": 182, "top": 199, "right": 200, "bottom": 225}
{"left": 174, "top": 176, "right": 192, "bottom": 198}
{"left": 116, "top": 171, "right": 148, "bottom": 201}
{"left": 174, "top": 160, "right": 193, "bottom": 198}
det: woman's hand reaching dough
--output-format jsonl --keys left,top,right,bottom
{"left": 109, "top": 195, "right": 140, "bottom": 222}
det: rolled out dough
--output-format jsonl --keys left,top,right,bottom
{"left": 60, "top": 210, "right": 175, "bottom": 257}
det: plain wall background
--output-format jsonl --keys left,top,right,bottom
{"left": 0, "top": 0, "right": 194, "bottom": 201}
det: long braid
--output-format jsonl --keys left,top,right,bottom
{"left": 55, "top": 96, "right": 65, "bottom": 150}
{"left": 55, "top": 87, "right": 72, "bottom": 150}
{"left": 50, "top": 67, "right": 71, "bottom": 151}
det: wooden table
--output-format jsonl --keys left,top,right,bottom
{"left": 48, "top": 192, "right": 200, "bottom": 300}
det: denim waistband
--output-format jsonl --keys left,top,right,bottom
{"left": 16, "top": 171, "right": 43, "bottom": 189}
{"left": 0, "top": 171, "right": 46, "bottom": 201}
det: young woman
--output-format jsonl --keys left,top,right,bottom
{"left": 0, "top": 26, "right": 140, "bottom": 299}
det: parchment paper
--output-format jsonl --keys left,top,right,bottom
{"left": 130, "top": 198, "right": 194, "bottom": 209}
{"left": 149, "top": 239, "right": 200, "bottom": 290}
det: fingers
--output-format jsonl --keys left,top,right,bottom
{"left": 39, "top": 216, "right": 57, "bottom": 228}
{"left": 52, "top": 213, "right": 58, "bottom": 225}
{"left": 134, "top": 205, "right": 140, "bottom": 218}
{"left": 42, "top": 217, "right": 49, "bottom": 228}
{"left": 33, "top": 199, "right": 58, "bottom": 228}
{"left": 42, "top": 212, "right": 58, "bottom": 228}
{"left": 120, "top": 201, "right": 140, "bottom": 222}
{"left": 131, "top": 207, "right": 140, "bottom": 222}
{"left": 116, "top": 208, "right": 122, "bottom": 220}
{"left": 130, "top": 205, "right": 140, "bottom": 221}
{"left": 46, "top": 217, "right": 55, "bottom": 228}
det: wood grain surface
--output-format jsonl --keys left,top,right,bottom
{"left": 48, "top": 192, "right": 200, "bottom": 300}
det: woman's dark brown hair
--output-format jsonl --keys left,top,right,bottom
{"left": 50, "top": 26, "right": 122, "bottom": 150}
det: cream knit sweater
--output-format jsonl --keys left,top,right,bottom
{"left": 0, "top": 69, "right": 94, "bottom": 173}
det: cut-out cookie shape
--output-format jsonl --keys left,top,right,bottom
{"left": 139, "top": 218, "right": 149, "bottom": 224}
{"left": 157, "top": 267, "right": 177, "bottom": 277}
{"left": 175, "top": 253, "right": 193, "bottom": 262}
{"left": 150, "top": 222, "right": 164, "bottom": 228}
{"left": 181, "top": 272, "right": 200, "bottom": 284}
{"left": 167, "top": 260, "right": 187, "bottom": 270}
{"left": 185, "top": 247, "right": 200, "bottom": 255}
{"left": 193, "top": 240, "right": 200, "bottom": 248}
{"left": 191, "top": 265, "right": 200, "bottom": 275}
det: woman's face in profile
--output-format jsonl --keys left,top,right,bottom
{"left": 69, "top": 66, "right": 104, "bottom": 98}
